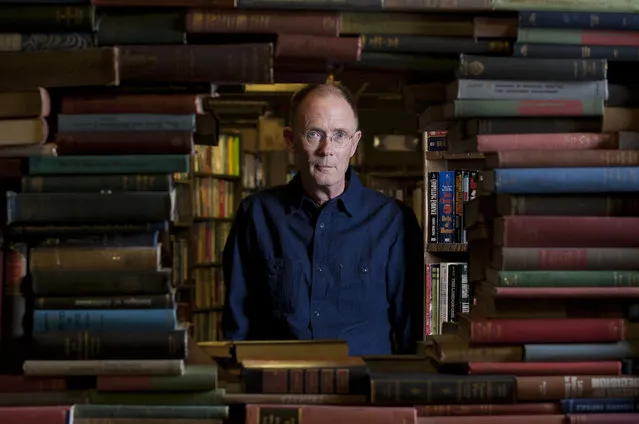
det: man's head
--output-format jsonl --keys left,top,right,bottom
{"left": 284, "top": 84, "right": 361, "bottom": 200}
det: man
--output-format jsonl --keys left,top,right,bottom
{"left": 221, "top": 83, "right": 423, "bottom": 355}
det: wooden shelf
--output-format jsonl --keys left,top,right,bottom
{"left": 193, "top": 172, "right": 241, "bottom": 180}
{"left": 425, "top": 152, "right": 485, "bottom": 161}
{"left": 427, "top": 243, "right": 467, "bottom": 253}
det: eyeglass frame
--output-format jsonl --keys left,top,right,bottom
{"left": 298, "top": 128, "right": 359, "bottom": 149}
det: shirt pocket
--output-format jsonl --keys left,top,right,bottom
{"left": 336, "top": 261, "right": 388, "bottom": 316}
{"left": 266, "top": 258, "right": 299, "bottom": 315}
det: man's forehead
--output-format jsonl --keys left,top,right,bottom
{"left": 298, "top": 92, "right": 357, "bottom": 126}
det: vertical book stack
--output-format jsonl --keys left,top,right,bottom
{"left": 430, "top": 57, "right": 639, "bottom": 421}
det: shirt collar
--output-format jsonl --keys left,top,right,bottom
{"left": 285, "top": 166, "right": 362, "bottom": 217}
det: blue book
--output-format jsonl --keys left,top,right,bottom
{"left": 438, "top": 171, "right": 455, "bottom": 243}
{"left": 561, "top": 397, "right": 639, "bottom": 413}
{"left": 484, "top": 167, "right": 639, "bottom": 194}
{"left": 520, "top": 11, "right": 639, "bottom": 31}
{"left": 33, "top": 309, "right": 176, "bottom": 333}
{"left": 57, "top": 114, "right": 196, "bottom": 132}
{"left": 524, "top": 341, "right": 639, "bottom": 362}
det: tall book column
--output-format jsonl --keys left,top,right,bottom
{"left": 173, "top": 132, "right": 242, "bottom": 342}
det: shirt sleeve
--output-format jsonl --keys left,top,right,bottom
{"left": 221, "top": 198, "right": 255, "bottom": 340}
{"left": 387, "top": 203, "right": 424, "bottom": 354}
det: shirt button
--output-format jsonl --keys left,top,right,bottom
{"left": 318, "top": 265, "right": 323, "bottom": 272}
{"left": 313, "top": 311, "right": 320, "bottom": 318}
{"left": 319, "top": 222, "right": 325, "bottom": 229}
{"left": 360, "top": 265, "right": 368, "bottom": 273}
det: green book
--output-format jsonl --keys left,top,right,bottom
{"left": 88, "top": 388, "right": 225, "bottom": 406}
{"left": 72, "top": 404, "right": 228, "bottom": 420}
{"left": 488, "top": 269, "right": 639, "bottom": 287}
{"left": 97, "top": 364, "right": 218, "bottom": 392}
{"left": 28, "top": 155, "right": 189, "bottom": 175}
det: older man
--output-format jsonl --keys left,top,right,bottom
{"left": 221, "top": 83, "right": 423, "bottom": 355}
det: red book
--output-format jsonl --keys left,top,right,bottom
{"left": 469, "top": 361, "right": 621, "bottom": 376}
{"left": 0, "top": 406, "right": 68, "bottom": 424}
{"left": 246, "top": 404, "right": 416, "bottom": 424}
{"left": 462, "top": 317, "right": 626, "bottom": 344}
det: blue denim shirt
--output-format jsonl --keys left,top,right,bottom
{"left": 221, "top": 168, "right": 423, "bottom": 355}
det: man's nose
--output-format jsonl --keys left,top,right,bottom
{"left": 316, "top": 137, "right": 334, "bottom": 156}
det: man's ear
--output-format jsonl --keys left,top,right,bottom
{"left": 349, "top": 130, "right": 362, "bottom": 158}
{"left": 283, "top": 127, "right": 294, "bottom": 153}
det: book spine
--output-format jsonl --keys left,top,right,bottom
{"left": 236, "top": 0, "right": 383, "bottom": 9}
{"left": 57, "top": 114, "right": 196, "bottom": 132}
{"left": 517, "top": 375, "right": 639, "bottom": 401}
{"left": 425, "top": 264, "right": 432, "bottom": 336}
{"left": 23, "top": 359, "right": 184, "bottom": 376}
{"left": 7, "top": 192, "right": 173, "bottom": 225}
{"left": 497, "top": 247, "right": 639, "bottom": 270}
{"left": 0, "top": 5, "right": 94, "bottom": 32}
{"left": 96, "top": 368, "right": 218, "bottom": 391}
{"left": 493, "top": 0, "right": 639, "bottom": 13}
{"left": 561, "top": 397, "right": 639, "bottom": 413}
{"left": 96, "top": 11, "right": 186, "bottom": 45}
{"left": 428, "top": 171, "right": 438, "bottom": 243}
{"left": 524, "top": 341, "right": 638, "bottom": 362}
{"left": 34, "top": 294, "right": 174, "bottom": 309}
{"left": 470, "top": 117, "right": 602, "bottom": 135}
{"left": 452, "top": 99, "right": 604, "bottom": 118}
{"left": 417, "top": 402, "right": 560, "bottom": 416}
{"left": 448, "top": 263, "right": 458, "bottom": 322}
{"left": 514, "top": 42, "right": 639, "bottom": 60}
{"left": 469, "top": 361, "right": 621, "bottom": 376}
{"left": 475, "top": 132, "right": 618, "bottom": 152}
{"left": 490, "top": 167, "right": 639, "bottom": 194}
{"left": 72, "top": 404, "right": 229, "bottom": 419}
{"left": 458, "top": 54, "right": 606, "bottom": 81}
{"left": 518, "top": 27, "right": 639, "bottom": 46}
{"left": 455, "top": 79, "right": 607, "bottom": 100}
{"left": 28, "top": 155, "right": 190, "bottom": 175}
{"left": 454, "top": 170, "right": 463, "bottom": 243}
{"left": 60, "top": 94, "right": 202, "bottom": 114}
{"left": 495, "top": 270, "right": 639, "bottom": 287}
{"left": 31, "top": 329, "right": 187, "bottom": 360}
{"left": 32, "top": 309, "right": 177, "bottom": 333}
{"left": 519, "top": 11, "right": 639, "bottom": 30}
{"left": 21, "top": 174, "right": 172, "bottom": 192}
{"left": 498, "top": 216, "right": 639, "bottom": 248}
{"left": 488, "top": 149, "right": 639, "bottom": 168}
{"left": 30, "top": 246, "right": 160, "bottom": 272}
{"left": 370, "top": 375, "right": 516, "bottom": 404}
{"left": 185, "top": 9, "right": 340, "bottom": 37}
{"left": 4, "top": 33, "right": 94, "bottom": 52}
{"left": 438, "top": 171, "right": 454, "bottom": 243}
{"left": 460, "top": 263, "right": 470, "bottom": 314}
{"left": 32, "top": 269, "right": 172, "bottom": 296}
{"left": 361, "top": 34, "right": 510, "bottom": 55}
{"left": 242, "top": 366, "right": 369, "bottom": 394}
{"left": 0, "top": 375, "right": 65, "bottom": 392}
{"left": 469, "top": 318, "right": 625, "bottom": 344}
{"left": 87, "top": 389, "right": 225, "bottom": 406}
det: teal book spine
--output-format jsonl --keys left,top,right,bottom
{"left": 28, "top": 155, "right": 189, "bottom": 175}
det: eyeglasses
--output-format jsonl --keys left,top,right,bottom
{"left": 301, "top": 129, "right": 356, "bottom": 149}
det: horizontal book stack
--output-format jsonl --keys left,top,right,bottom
{"left": 514, "top": 10, "right": 639, "bottom": 62}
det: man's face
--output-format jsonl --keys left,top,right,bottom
{"left": 289, "top": 91, "right": 361, "bottom": 190}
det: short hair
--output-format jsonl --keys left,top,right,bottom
{"left": 289, "top": 83, "right": 358, "bottom": 128}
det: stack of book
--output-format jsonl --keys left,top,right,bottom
{"left": 419, "top": 53, "right": 639, "bottom": 421}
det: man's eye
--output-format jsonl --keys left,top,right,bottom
{"left": 307, "top": 130, "right": 321, "bottom": 139}
{"left": 335, "top": 131, "right": 347, "bottom": 138}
